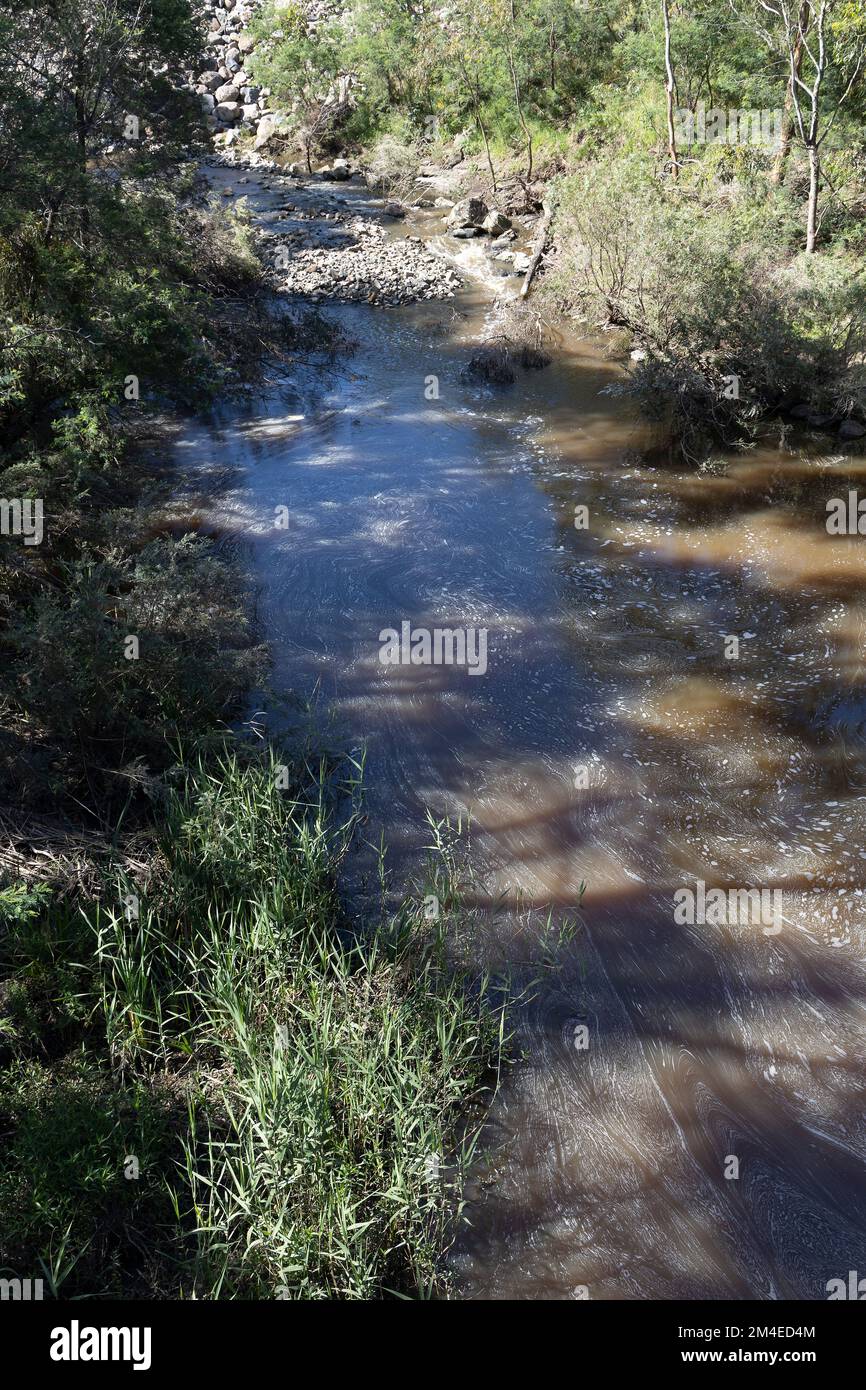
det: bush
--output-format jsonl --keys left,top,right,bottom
{"left": 4, "top": 535, "right": 266, "bottom": 805}
{"left": 364, "top": 133, "right": 421, "bottom": 199}
{"left": 547, "top": 160, "right": 866, "bottom": 459}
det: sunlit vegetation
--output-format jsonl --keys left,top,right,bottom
{"left": 251, "top": 0, "right": 866, "bottom": 453}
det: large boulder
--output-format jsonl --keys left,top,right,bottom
{"left": 447, "top": 197, "right": 488, "bottom": 229}
{"left": 254, "top": 113, "right": 283, "bottom": 149}
{"left": 215, "top": 101, "right": 241, "bottom": 122}
{"left": 214, "top": 82, "right": 241, "bottom": 103}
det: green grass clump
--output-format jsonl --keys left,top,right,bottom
{"left": 0, "top": 743, "right": 504, "bottom": 1299}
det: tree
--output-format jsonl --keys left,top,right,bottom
{"left": 770, "top": 0, "right": 811, "bottom": 183}
{"left": 662, "top": 0, "right": 679, "bottom": 177}
{"left": 0, "top": 0, "right": 201, "bottom": 250}
{"left": 751, "top": 0, "right": 866, "bottom": 251}
{"left": 250, "top": 7, "right": 347, "bottom": 172}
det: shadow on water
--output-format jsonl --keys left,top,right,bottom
{"left": 173, "top": 162, "right": 866, "bottom": 1300}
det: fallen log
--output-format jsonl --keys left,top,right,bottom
{"left": 520, "top": 202, "right": 553, "bottom": 299}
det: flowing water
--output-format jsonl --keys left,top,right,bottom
{"left": 178, "top": 164, "right": 866, "bottom": 1300}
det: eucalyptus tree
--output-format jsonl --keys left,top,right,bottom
{"left": 746, "top": 0, "right": 866, "bottom": 251}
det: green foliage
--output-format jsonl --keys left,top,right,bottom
{"left": 550, "top": 158, "right": 866, "bottom": 456}
{"left": 3, "top": 535, "right": 266, "bottom": 804}
{"left": 0, "top": 745, "right": 505, "bottom": 1298}
{"left": 0, "top": 1054, "right": 181, "bottom": 1296}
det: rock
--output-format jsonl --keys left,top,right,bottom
{"left": 451, "top": 226, "right": 482, "bottom": 239}
{"left": 482, "top": 209, "right": 511, "bottom": 236}
{"left": 254, "top": 114, "right": 282, "bottom": 149}
{"left": 446, "top": 197, "right": 488, "bottom": 231}
{"left": 324, "top": 163, "right": 350, "bottom": 180}
{"left": 513, "top": 252, "right": 531, "bottom": 273}
{"left": 241, "top": 103, "right": 259, "bottom": 121}
{"left": 382, "top": 202, "right": 405, "bottom": 218}
{"left": 200, "top": 93, "right": 216, "bottom": 113}
{"left": 199, "top": 70, "right": 223, "bottom": 92}
{"left": 238, "top": 31, "right": 257, "bottom": 51}
{"left": 214, "top": 82, "right": 241, "bottom": 103}
{"left": 241, "top": 85, "right": 260, "bottom": 103}
{"left": 839, "top": 419, "right": 866, "bottom": 440}
{"left": 215, "top": 101, "right": 241, "bottom": 122}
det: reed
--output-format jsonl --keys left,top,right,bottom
{"left": 0, "top": 741, "right": 505, "bottom": 1299}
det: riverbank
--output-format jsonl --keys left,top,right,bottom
{"left": 0, "top": 144, "right": 509, "bottom": 1300}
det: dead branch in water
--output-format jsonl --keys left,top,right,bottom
{"left": 520, "top": 202, "right": 554, "bottom": 299}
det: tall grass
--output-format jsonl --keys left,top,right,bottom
{"left": 0, "top": 742, "right": 505, "bottom": 1299}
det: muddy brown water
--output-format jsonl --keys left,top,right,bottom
{"left": 177, "top": 163, "right": 866, "bottom": 1300}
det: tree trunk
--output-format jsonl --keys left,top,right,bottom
{"left": 477, "top": 109, "right": 497, "bottom": 193}
{"left": 508, "top": 49, "right": 533, "bottom": 183}
{"left": 662, "top": 0, "right": 678, "bottom": 178}
{"left": 806, "top": 143, "right": 819, "bottom": 253}
{"left": 771, "top": 0, "right": 809, "bottom": 186}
